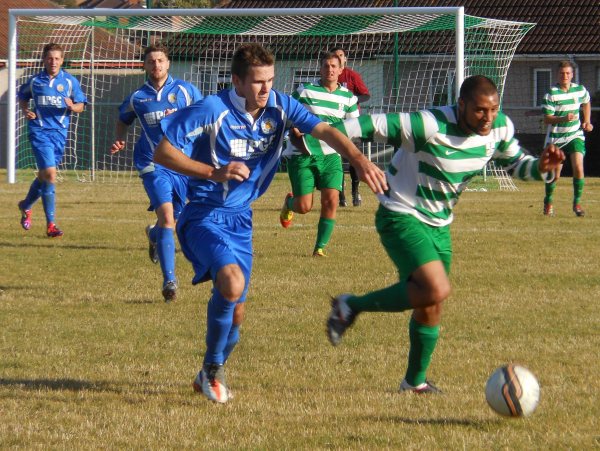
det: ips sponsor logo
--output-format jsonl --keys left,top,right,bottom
{"left": 143, "top": 110, "right": 167, "bottom": 126}
{"left": 37, "top": 95, "right": 64, "bottom": 107}
{"left": 229, "top": 135, "right": 276, "bottom": 159}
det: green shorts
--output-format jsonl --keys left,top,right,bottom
{"left": 375, "top": 205, "right": 452, "bottom": 280}
{"left": 559, "top": 138, "right": 586, "bottom": 156}
{"left": 286, "top": 153, "right": 343, "bottom": 196}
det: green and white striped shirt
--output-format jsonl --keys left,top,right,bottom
{"left": 337, "top": 107, "right": 547, "bottom": 227}
{"left": 289, "top": 81, "right": 359, "bottom": 156}
{"left": 542, "top": 83, "right": 590, "bottom": 147}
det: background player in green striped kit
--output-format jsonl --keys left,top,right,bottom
{"left": 542, "top": 60, "right": 593, "bottom": 217}
{"left": 326, "top": 75, "right": 565, "bottom": 394}
{"left": 280, "top": 51, "right": 359, "bottom": 257}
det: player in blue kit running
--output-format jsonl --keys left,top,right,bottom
{"left": 17, "top": 43, "right": 87, "bottom": 238}
{"left": 154, "top": 43, "right": 387, "bottom": 403}
{"left": 110, "top": 45, "right": 202, "bottom": 302}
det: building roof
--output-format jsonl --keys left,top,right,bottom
{"left": 78, "top": 0, "right": 144, "bottom": 9}
{"left": 0, "top": 0, "right": 145, "bottom": 61}
{"left": 2, "top": 1, "right": 597, "bottom": 59}
{"left": 0, "top": 0, "right": 62, "bottom": 60}
{"left": 217, "top": 0, "right": 600, "bottom": 54}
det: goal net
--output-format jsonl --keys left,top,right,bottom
{"left": 7, "top": 7, "right": 534, "bottom": 186}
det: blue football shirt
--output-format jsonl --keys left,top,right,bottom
{"left": 160, "top": 88, "right": 322, "bottom": 209}
{"left": 118, "top": 75, "right": 203, "bottom": 174}
{"left": 18, "top": 69, "right": 87, "bottom": 134}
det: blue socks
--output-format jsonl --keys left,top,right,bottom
{"left": 204, "top": 290, "right": 237, "bottom": 365}
{"left": 153, "top": 227, "right": 176, "bottom": 284}
{"left": 22, "top": 178, "right": 42, "bottom": 210}
{"left": 222, "top": 324, "right": 240, "bottom": 363}
{"left": 40, "top": 181, "right": 56, "bottom": 224}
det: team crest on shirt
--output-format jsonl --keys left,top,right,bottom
{"left": 261, "top": 118, "right": 276, "bottom": 134}
{"left": 56, "top": 84, "right": 64, "bottom": 93}
{"left": 168, "top": 93, "right": 177, "bottom": 104}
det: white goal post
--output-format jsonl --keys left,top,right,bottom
{"left": 6, "top": 7, "right": 534, "bottom": 186}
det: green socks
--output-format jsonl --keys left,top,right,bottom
{"left": 346, "top": 280, "right": 412, "bottom": 313}
{"left": 343, "top": 282, "right": 439, "bottom": 387}
{"left": 405, "top": 317, "right": 440, "bottom": 386}
{"left": 544, "top": 181, "right": 556, "bottom": 204}
{"left": 545, "top": 179, "right": 585, "bottom": 205}
{"left": 573, "top": 178, "right": 584, "bottom": 205}
{"left": 315, "top": 217, "right": 335, "bottom": 250}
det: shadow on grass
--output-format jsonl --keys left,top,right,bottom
{"left": 0, "top": 378, "right": 170, "bottom": 397}
{"left": 0, "top": 240, "right": 134, "bottom": 252}
{"left": 0, "top": 378, "right": 109, "bottom": 392}
{"left": 124, "top": 299, "right": 156, "bottom": 304}
{"left": 361, "top": 414, "right": 495, "bottom": 428}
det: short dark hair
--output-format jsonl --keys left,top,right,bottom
{"left": 329, "top": 46, "right": 346, "bottom": 55}
{"left": 231, "top": 43, "right": 275, "bottom": 80}
{"left": 143, "top": 44, "right": 170, "bottom": 62}
{"left": 320, "top": 51, "right": 342, "bottom": 67}
{"left": 42, "top": 43, "right": 63, "bottom": 59}
{"left": 558, "top": 60, "right": 574, "bottom": 71}
{"left": 459, "top": 75, "right": 498, "bottom": 103}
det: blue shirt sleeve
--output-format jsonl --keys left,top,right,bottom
{"left": 68, "top": 75, "right": 87, "bottom": 105}
{"left": 17, "top": 77, "right": 33, "bottom": 101}
{"left": 160, "top": 102, "right": 205, "bottom": 151}
{"left": 118, "top": 93, "right": 137, "bottom": 125}
{"left": 189, "top": 83, "right": 203, "bottom": 104}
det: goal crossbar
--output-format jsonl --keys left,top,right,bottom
{"left": 6, "top": 7, "right": 533, "bottom": 185}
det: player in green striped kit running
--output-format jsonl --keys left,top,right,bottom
{"left": 280, "top": 51, "right": 360, "bottom": 257}
{"left": 326, "top": 75, "right": 565, "bottom": 394}
{"left": 542, "top": 61, "right": 593, "bottom": 217}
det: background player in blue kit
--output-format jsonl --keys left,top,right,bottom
{"left": 154, "top": 43, "right": 387, "bottom": 403}
{"left": 110, "top": 45, "right": 202, "bottom": 302}
{"left": 17, "top": 43, "right": 87, "bottom": 238}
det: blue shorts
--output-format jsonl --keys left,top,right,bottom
{"left": 29, "top": 129, "right": 66, "bottom": 170}
{"left": 176, "top": 204, "right": 253, "bottom": 302}
{"left": 141, "top": 168, "right": 188, "bottom": 220}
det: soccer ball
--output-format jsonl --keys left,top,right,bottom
{"left": 485, "top": 364, "right": 540, "bottom": 417}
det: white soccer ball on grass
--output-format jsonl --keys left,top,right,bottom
{"left": 485, "top": 364, "right": 540, "bottom": 417}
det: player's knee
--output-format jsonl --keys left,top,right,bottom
{"left": 295, "top": 200, "right": 312, "bottom": 214}
{"left": 158, "top": 217, "right": 176, "bottom": 228}
{"left": 216, "top": 264, "right": 245, "bottom": 302}
{"left": 321, "top": 197, "right": 337, "bottom": 214}
{"left": 428, "top": 280, "right": 451, "bottom": 305}
{"left": 155, "top": 204, "right": 175, "bottom": 228}
{"left": 39, "top": 168, "right": 56, "bottom": 183}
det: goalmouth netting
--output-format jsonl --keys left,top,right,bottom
{"left": 7, "top": 7, "right": 534, "bottom": 188}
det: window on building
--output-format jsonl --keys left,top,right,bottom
{"left": 534, "top": 69, "right": 552, "bottom": 107}
{"left": 293, "top": 69, "right": 320, "bottom": 85}
{"left": 190, "top": 66, "right": 230, "bottom": 95}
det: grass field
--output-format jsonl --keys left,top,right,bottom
{"left": 1, "top": 172, "right": 599, "bottom": 449}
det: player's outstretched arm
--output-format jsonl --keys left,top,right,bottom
{"left": 538, "top": 144, "right": 565, "bottom": 173}
{"left": 310, "top": 122, "right": 387, "bottom": 194}
{"left": 153, "top": 136, "right": 249, "bottom": 183}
